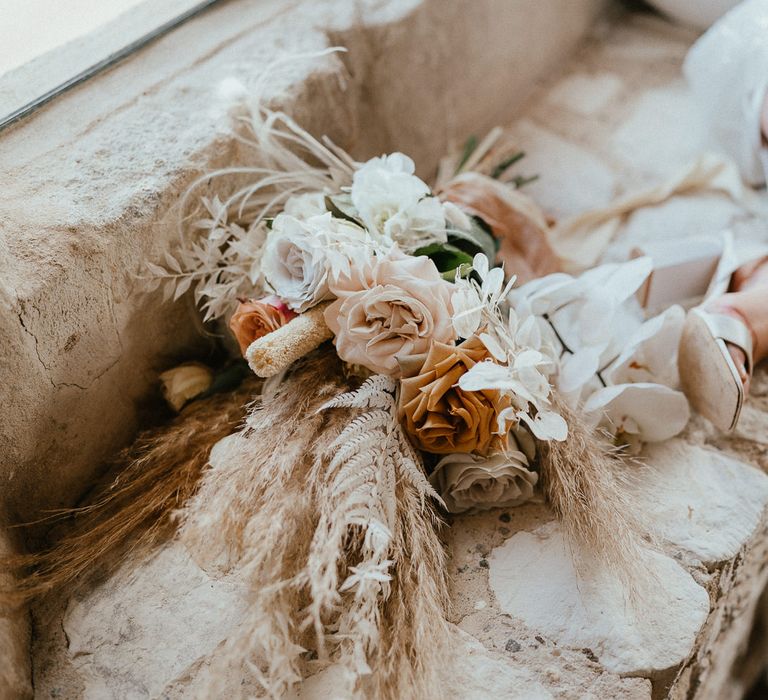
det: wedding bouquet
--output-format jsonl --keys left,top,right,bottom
{"left": 9, "top": 68, "right": 690, "bottom": 698}
{"left": 219, "top": 152, "right": 571, "bottom": 515}
{"left": 158, "top": 130, "right": 690, "bottom": 515}
{"left": 147, "top": 101, "right": 692, "bottom": 696}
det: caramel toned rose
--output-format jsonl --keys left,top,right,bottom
{"left": 398, "top": 337, "right": 511, "bottom": 455}
{"left": 229, "top": 295, "right": 297, "bottom": 355}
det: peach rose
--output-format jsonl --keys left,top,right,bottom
{"left": 397, "top": 337, "right": 511, "bottom": 455}
{"left": 229, "top": 295, "right": 297, "bottom": 354}
{"left": 325, "top": 249, "right": 456, "bottom": 376}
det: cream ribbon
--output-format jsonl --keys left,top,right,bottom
{"left": 548, "top": 153, "right": 766, "bottom": 273}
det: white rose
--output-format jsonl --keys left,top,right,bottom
{"left": 283, "top": 192, "right": 327, "bottom": 220}
{"left": 261, "top": 213, "right": 372, "bottom": 312}
{"left": 159, "top": 362, "right": 213, "bottom": 412}
{"left": 429, "top": 450, "right": 538, "bottom": 513}
{"left": 351, "top": 152, "right": 446, "bottom": 250}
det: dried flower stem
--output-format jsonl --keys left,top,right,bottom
{"left": 1, "top": 381, "right": 258, "bottom": 606}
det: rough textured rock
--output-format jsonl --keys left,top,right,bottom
{"left": 292, "top": 628, "right": 566, "bottom": 700}
{"left": 62, "top": 546, "right": 245, "bottom": 699}
{"left": 482, "top": 436, "right": 768, "bottom": 681}
{"left": 637, "top": 441, "right": 768, "bottom": 564}
{"left": 489, "top": 523, "right": 710, "bottom": 675}
{"left": 8, "top": 4, "right": 768, "bottom": 700}
{"left": 0, "top": 527, "right": 32, "bottom": 699}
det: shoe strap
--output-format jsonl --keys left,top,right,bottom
{"left": 699, "top": 310, "right": 754, "bottom": 376}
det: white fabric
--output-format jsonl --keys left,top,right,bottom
{"left": 548, "top": 153, "right": 760, "bottom": 272}
{"left": 684, "top": 0, "right": 768, "bottom": 186}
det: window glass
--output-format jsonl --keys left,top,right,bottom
{"left": 0, "top": 0, "right": 149, "bottom": 75}
{"left": 0, "top": 0, "right": 221, "bottom": 130}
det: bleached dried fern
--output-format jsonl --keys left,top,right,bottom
{"left": 321, "top": 376, "right": 442, "bottom": 506}
{"left": 147, "top": 48, "right": 356, "bottom": 321}
{"left": 180, "top": 349, "right": 450, "bottom": 699}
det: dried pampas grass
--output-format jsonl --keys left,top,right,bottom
{"left": 539, "top": 395, "right": 653, "bottom": 594}
{"left": 1, "top": 380, "right": 258, "bottom": 607}
{"left": 160, "top": 48, "right": 357, "bottom": 322}
{"left": 180, "top": 349, "right": 450, "bottom": 699}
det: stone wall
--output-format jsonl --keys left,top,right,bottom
{"left": 0, "top": 0, "right": 602, "bottom": 527}
{"left": 0, "top": 1, "right": 602, "bottom": 697}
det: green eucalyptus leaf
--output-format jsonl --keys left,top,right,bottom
{"left": 413, "top": 242, "right": 474, "bottom": 273}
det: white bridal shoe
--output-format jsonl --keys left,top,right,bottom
{"left": 678, "top": 235, "right": 760, "bottom": 431}
{"left": 678, "top": 306, "right": 753, "bottom": 432}
{"left": 638, "top": 233, "right": 762, "bottom": 432}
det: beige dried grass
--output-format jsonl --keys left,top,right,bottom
{"left": 1, "top": 379, "right": 259, "bottom": 608}
{"left": 0, "top": 344, "right": 647, "bottom": 696}
{"left": 539, "top": 395, "right": 653, "bottom": 593}
{"left": 181, "top": 348, "right": 451, "bottom": 699}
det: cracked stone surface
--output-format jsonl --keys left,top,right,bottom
{"left": 10, "top": 4, "right": 768, "bottom": 700}
{"left": 636, "top": 441, "right": 768, "bottom": 564}
{"left": 489, "top": 523, "right": 711, "bottom": 675}
{"left": 62, "top": 546, "right": 246, "bottom": 700}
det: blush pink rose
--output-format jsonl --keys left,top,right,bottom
{"left": 324, "top": 248, "right": 456, "bottom": 376}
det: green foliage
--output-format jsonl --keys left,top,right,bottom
{"left": 413, "top": 242, "right": 473, "bottom": 274}
{"left": 324, "top": 194, "right": 363, "bottom": 226}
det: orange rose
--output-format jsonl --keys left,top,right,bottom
{"left": 229, "top": 296, "right": 297, "bottom": 355}
{"left": 398, "top": 337, "right": 511, "bottom": 455}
